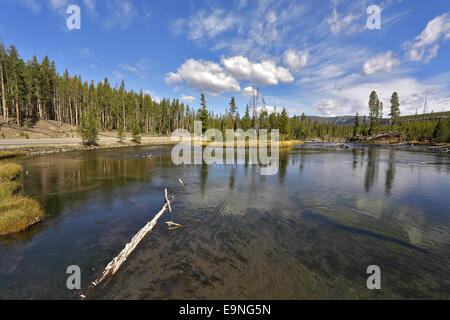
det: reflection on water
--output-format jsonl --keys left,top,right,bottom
{"left": 0, "top": 144, "right": 449, "bottom": 299}
{"left": 385, "top": 150, "right": 395, "bottom": 196}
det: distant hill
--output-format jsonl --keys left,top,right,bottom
{"left": 300, "top": 111, "right": 450, "bottom": 125}
{"left": 305, "top": 115, "right": 358, "bottom": 125}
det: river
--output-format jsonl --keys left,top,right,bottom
{"left": 0, "top": 143, "right": 449, "bottom": 299}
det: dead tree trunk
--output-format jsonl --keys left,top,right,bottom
{"left": 88, "top": 190, "right": 174, "bottom": 293}
{"left": 0, "top": 63, "right": 6, "bottom": 124}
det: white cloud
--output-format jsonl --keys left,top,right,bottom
{"left": 79, "top": 47, "right": 95, "bottom": 57}
{"left": 256, "top": 105, "right": 281, "bottom": 115}
{"left": 266, "top": 11, "right": 277, "bottom": 24}
{"left": 242, "top": 86, "right": 258, "bottom": 99}
{"left": 298, "top": 44, "right": 371, "bottom": 90}
{"left": 405, "top": 13, "right": 450, "bottom": 63}
{"left": 19, "top": 0, "right": 41, "bottom": 13}
{"left": 221, "top": 56, "right": 294, "bottom": 86}
{"left": 103, "top": 1, "right": 137, "bottom": 30}
{"left": 283, "top": 49, "right": 309, "bottom": 72}
{"left": 82, "top": 0, "right": 96, "bottom": 15}
{"left": 49, "top": 0, "right": 69, "bottom": 9}
{"left": 180, "top": 94, "right": 196, "bottom": 103}
{"left": 143, "top": 91, "right": 161, "bottom": 103}
{"left": 165, "top": 59, "right": 241, "bottom": 96}
{"left": 167, "top": 56, "right": 294, "bottom": 95}
{"left": 312, "top": 98, "right": 354, "bottom": 117}
{"left": 165, "top": 72, "right": 183, "bottom": 86}
{"left": 311, "top": 75, "right": 450, "bottom": 117}
{"left": 112, "top": 70, "right": 125, "bottom": 80}
{"left": 326, "top": 7, "right": 360, "bottom": 35}
{"left": 362, "top": 51, "right": 400, "bottom": 75}
{"left": 118, "top": 63, "right": 146, "bottom": 79}
{"left": 174, "top": 2, "right": 307, "bottom": 58}
{"left": 175, "top": 9, "right": 235, "bottom": 41}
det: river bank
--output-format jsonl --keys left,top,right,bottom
{"left": 0, "top": 137, "right": 306, "bottom": 156}
{"left": 0, "top": 156, "right": 44, "bottom": 236}
{"left": 0, "top": 136, "right": 177, "bottom": 156}
{"left": 1, "top": 135, "right": 448, "bottom": 158}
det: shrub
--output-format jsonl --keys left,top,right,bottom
{"left": 78, "top": 110, "right": 98, "bottom": 146}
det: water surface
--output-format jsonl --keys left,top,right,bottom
{"left": 0, "top": 144, "right": 449, "bottom": 299}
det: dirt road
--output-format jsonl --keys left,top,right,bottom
{"left": 0, "top": 136, "right": 174, "bottom": 148}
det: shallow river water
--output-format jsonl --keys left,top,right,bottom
{"left": 0, "top": 143, "right": 449, "bottom": 299}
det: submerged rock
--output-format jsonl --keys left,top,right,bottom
{"left": 428, "top": 146, "right": 449, "bottom": 153}
{"left": 336, "top": 143, "right": 350, "bottom": 149}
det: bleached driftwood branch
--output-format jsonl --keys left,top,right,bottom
{"left": 165, "top": 188, "right": 172, "bottom": 213}
{"left": 88, "top": 189, "right": 174, "bottom": 292}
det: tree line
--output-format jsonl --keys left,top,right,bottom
{"left": 1, "top": 40, "right": 448, "bottom": 144}
{"left": 352, "top": 91, "right": 449, "bottom": 143}
{"left": 0, "top": 40, "right": 196, "bottom": 137}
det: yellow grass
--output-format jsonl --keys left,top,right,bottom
{"left": 0, "top": 163, "right": 22, "bottom": 181}
{"left": 0, "top": 162, "right": 44, "bottom": 236}
{"left": 0, "top": 181, "right": 20, "bottom": 200}
{"left": 0, "top": 151, "right": 27, "bottom": 160}
{"left": 407, "top": 140, "right": 435, "bottom": 145}
{"left": 195, "top": 139, "right": 304, "bottom": 149}
{"left": 433, "top": 143, "right": 450, "bottom": 147}
{"left": 0, "top": 196, "right": 44, "bottom": 235}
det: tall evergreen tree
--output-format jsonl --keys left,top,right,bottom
{"left": 78, "top": 107, "right": 98, "bottom": 145}
{"left": 368, "top": 90, "right": 380, "bottom": 137}
{"left": 389, "top": 92, "right": 400, "bottom": 124}
{"left": 241, "top": 104, "right": 252, "bottom": 130}
{"left": 353, "top": 112, "right": 360, "bottom": 137}
{"left": 279, "top": 107, "right": 290, "bottom": 140}
{"left": 198, "top": 93, "right": 209, "bottom": 133}
{"left": 433, "top": 118, "right": 450, "bottom": 142}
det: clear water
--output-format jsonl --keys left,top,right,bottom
{"left": 0, "top": 144, "right": 449, "bottom": 299}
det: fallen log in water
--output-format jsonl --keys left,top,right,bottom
{"left": 87, "top": 189, "right": 174, "bottom": 295}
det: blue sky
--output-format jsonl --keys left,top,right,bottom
{"left": 0, "top": 0, "right": 449, "bottom": 117}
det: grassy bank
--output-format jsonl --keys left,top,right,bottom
{"left": 0, "top": 151, "right": 27, "bottom": 160}
{"left": 0, "top": 161, "right": 44, "bottom": 236}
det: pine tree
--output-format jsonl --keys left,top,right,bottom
{"left": 353, "top": 112, "right": 360, "bottom": 137}
{"left": 241, "top": 104, "right": 252, "bottom": 130}
{"left": 229, "top": 96, "right": 237, "bottom": 130}
{"left": 389, "top": 92, "right": 400, "bottom": 124}
{"left": 229, "top": 96, "right": 237, "bottom": 116}
{"left": 198, "top": 93, "right": 209, "bottom": 133}
{"left": 78, "top": 108, "right": 98, "bottom": 145}
{"left": 131, "top": 118, "right": 141, "bottom": 144}
{"left": 117, "top": 123, "right": 125, "bottom": 143}
{"left": 0, "top": 40, "right": 7, "bottom": 124}
{"left": 433, "top": 119, "right": 450, "bottom": 142}
{"left": 368, "top": 91, "right": 380, "bottom": 137}
{"left": 279, "top": 107, "right": 290, "bottom": 140}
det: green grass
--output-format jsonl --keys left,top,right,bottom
{"left": 0, "top": 162, "right": 44, "bottom": 236}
